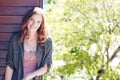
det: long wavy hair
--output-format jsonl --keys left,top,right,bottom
{"left": 18, "top": 9, "right": 47, "bottom": 44}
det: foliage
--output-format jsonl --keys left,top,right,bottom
{"left": 45, "top": 0, "right": 120, "bottom": 80}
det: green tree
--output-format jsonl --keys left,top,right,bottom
{"left": 45, "top": 0, "right": 120, "bottom": 79}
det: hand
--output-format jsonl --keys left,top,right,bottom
{"left": 22, "top": 74, "right": 32, "bottom": 80}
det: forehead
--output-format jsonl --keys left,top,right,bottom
{"left": 30, "top": 14, "right": 42, "bottom": 20}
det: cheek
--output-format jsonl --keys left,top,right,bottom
{"left": 27, "top": 23, "right": 31, "bottom": 28}
{"left": 27, "top": 21, "right": 32, "bottom": 28}
{"left": 28, "top": 20, "right": 33, "bottom": 25}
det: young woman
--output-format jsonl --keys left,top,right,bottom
{"left": 5, "top": 7, "right": 53, "bottom": 80}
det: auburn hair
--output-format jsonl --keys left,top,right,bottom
{"left": 18, "top": 10, "right": 47, "bottom": 44}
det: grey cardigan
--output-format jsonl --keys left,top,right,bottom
{"left": 6, "top": 33, "right": 53, "bottom": 80}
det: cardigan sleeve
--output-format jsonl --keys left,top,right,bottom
{"left": 6, "top": 36, "right": 14, "bottom": 70}
{"left": 42, "top": 37, "right": 53, "bottom": 72}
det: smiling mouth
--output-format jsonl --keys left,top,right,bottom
{"left": 30, "top": 26, "right": 33, "bottom": 28}
{"left": 30, "top": 26, "right": 38, "bottom": 29}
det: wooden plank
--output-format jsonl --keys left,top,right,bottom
{"left": 0, "top": 16, "right": 23, "bottom": 24}
{"left": 0, "top": 0, "right": 40, "bottom": 6}
{"left": 0, "top": 76, "right": 4, "bottom": 80}
{"left": 0, "top": 42, "right": 8, "bottom": 50}
{"left": 40, "top": 0, "right": 43, "bottom": 8}
{"left": 0, "top": 25, "right": 20, "bottom": 32}
{"left": 0, "top": 67, "right": 5, "bottom": 75}
{"left": 0, "top": 59, "right": 6, "bottom": 67}
{"left": 0, "top": 7, "right": 33, "bottom": 16}
{"left": 0, "top": 33, "right": 12, "bottom": 41}
{"left": 0, "top": 50, "right": 7, "bottom": 58}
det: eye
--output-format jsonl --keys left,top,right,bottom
{"left": 30, "top": 18, "right": 33, "bottom": 21}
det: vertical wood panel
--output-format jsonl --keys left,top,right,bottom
{"left": 0, "top": 0, "right": 42, "bottom": 76}
{"left": 0, "top": 76, "right": 3, "bottom": 80}
{"left": 0, "top": 42, "right": 8, "bottom": 50}
{"left": 0, "top": 33, "right": 13, "bottom": 41}
{"left": 0, "top": 0, "right": 40, "bottom": 6}
{"left": 0, "top": 16, "right": 23, "bottom": 24}
{"left": 0, "top": 25, "right": 20, "bottom": 32}
{"left": 0, "top": 68, "right": 5, "bottom": 75}
{"left": 0, "top": 50, "right": 7, "bottom": 58}
{"left": 0, "top": 59, "right": 5, "bottom": 67}
{"left": 0, "top": 7, "right": 33, "bottom": 16}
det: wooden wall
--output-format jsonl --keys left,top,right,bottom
{"left": 0, "top": 0, "right": 43, "bottom": 79}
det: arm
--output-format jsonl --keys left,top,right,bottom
{"left": 22, "top": 64, "right": 48, "bottom": 80}
{"left": 5, "top": 36, "right": 14, "bottom": 80}
{"left": 5, "top": 65, "right": 13, "bottom": 80}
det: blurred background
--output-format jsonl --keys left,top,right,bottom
{"left": 43, "top": 0, "right": 120, "bottom": 80}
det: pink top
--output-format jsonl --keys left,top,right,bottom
{"left": 24, "top": 50, "right": 38, "bottom": 76}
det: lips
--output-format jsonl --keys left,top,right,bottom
{"left": 30, "top": 26, "right": 34, "bottom": 28}
{"left": 30, "top": 25, "right": 37, "bottom": 29}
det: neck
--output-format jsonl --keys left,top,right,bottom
{"left": 28, "top": 31, "right": 37, "bottom": 40}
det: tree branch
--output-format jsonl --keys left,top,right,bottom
{"left": 109, "top": 45, "right": 120, "bottom": 61}
{"left": 96, "top": 45, "right": 120, "bottom": 80}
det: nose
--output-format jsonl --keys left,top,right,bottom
{"left": 32, "top": 21, "right": 36, "bottom": 26}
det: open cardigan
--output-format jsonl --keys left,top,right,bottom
{"left": 6, "top": 33, "right": 53, "bottom": 80}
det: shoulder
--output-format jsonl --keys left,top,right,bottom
{"left": 45, "top": 37, "right": 52, "bottom": 45}
{"left": 10, "top": 32, "right": 20, "bottom": 42}
{"left": 41, "top": 37, "right": 53, "bottom": 49}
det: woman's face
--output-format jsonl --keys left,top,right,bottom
{"left": 27, "top": 14, "right": 42, "bottom": 31}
